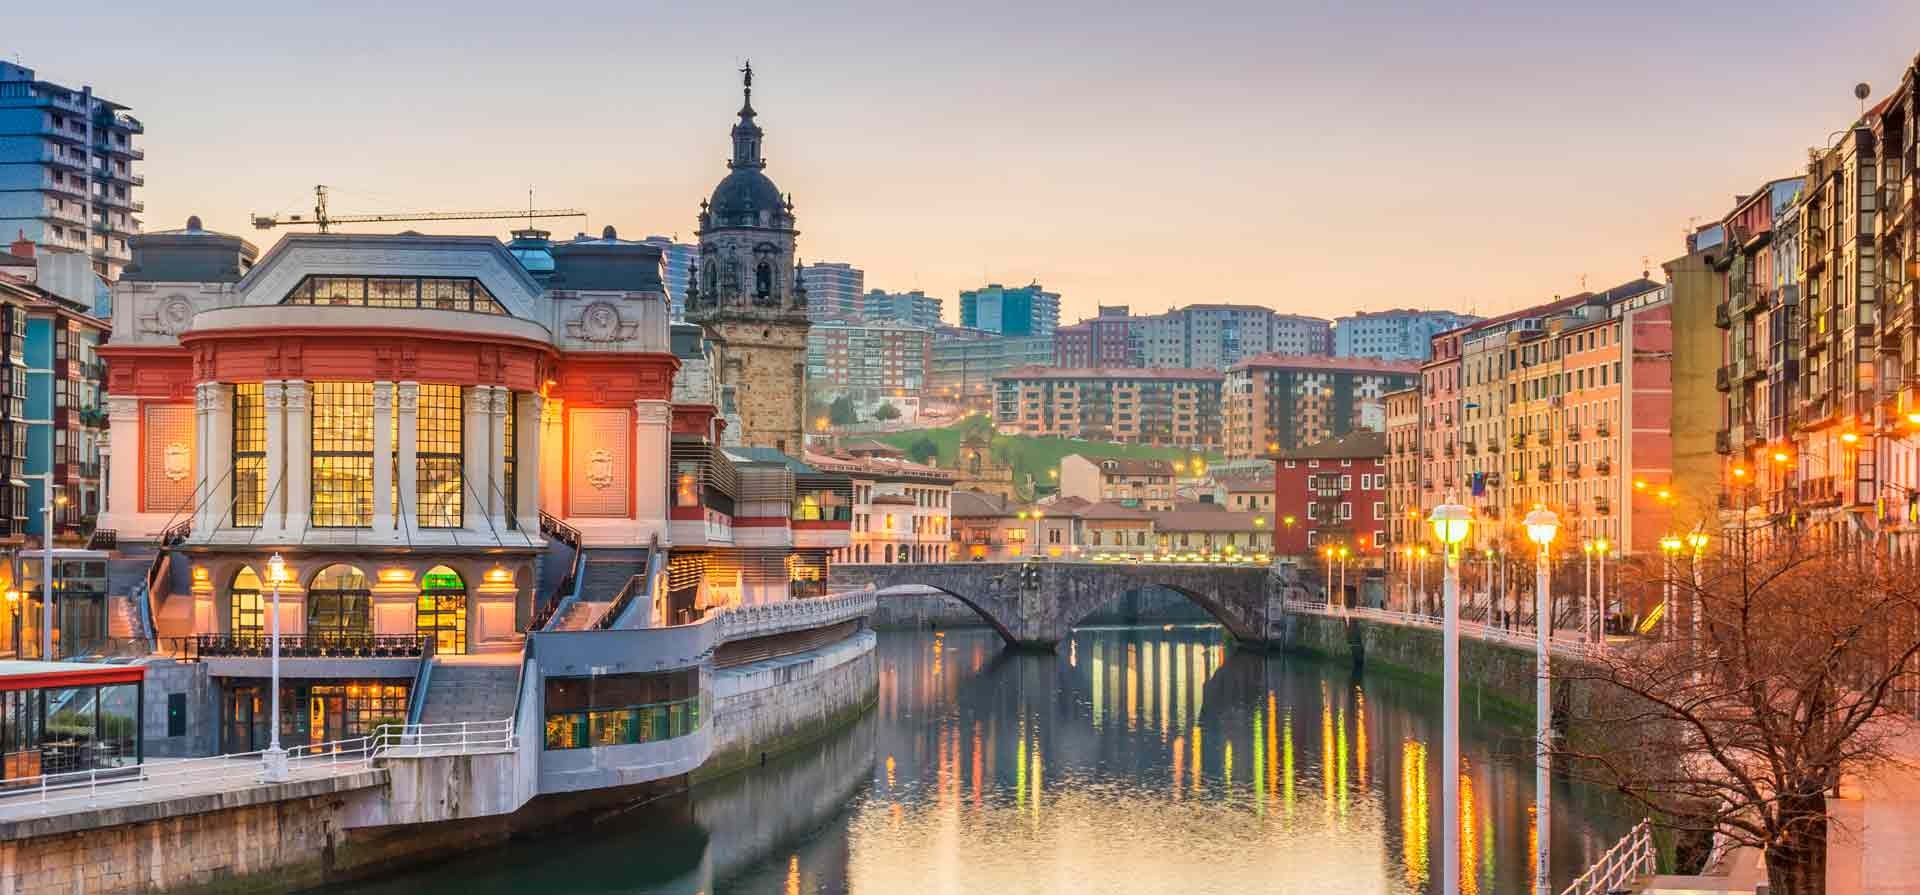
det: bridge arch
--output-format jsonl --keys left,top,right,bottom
{"left": 866, "top": 582, "right": 1022, "bottom": 646}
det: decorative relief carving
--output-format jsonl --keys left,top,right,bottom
{"left": 587, "top": 449, "right": 615, "bottom": 490}
{"left": 396, "top": 383, "right": 420, "bottom": 413}
{"left": 565, "top": 302, "right": 639, "bottom": 343}
{"left": 163, "top": 443, "right": 192, "bottom": 483}
{"left": 372, "top": 382, "right": 394, "bottom": 412}
{"left": 107, "top": 396, "right": 141, "bottom": 420}
{"left": 488, "top": 388, "right": 510, "bottom": 416}
{"left": 139, "top": 295, "right": 197, "bottom": 337}
{"left": 634, "top": 400, "right": 672, "bottom": 425}
{"left": 282, "top": 381, "right": 309, "bottom": 412}
{"left": 263, "top": 382, "right": 287, "bottom": 409}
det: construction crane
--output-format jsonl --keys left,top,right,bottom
{"left": 251, "top": 185, "right": 586, "bottom": 233}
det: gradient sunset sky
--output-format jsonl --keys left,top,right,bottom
{"left": 11, "top": 2, "right": 1920, "bottom": 323}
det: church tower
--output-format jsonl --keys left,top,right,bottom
{"left": 685, "top": 62, "right": 810, "bottom": 455}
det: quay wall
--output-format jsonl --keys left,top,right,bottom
{"left": 868, "top": 586, "right": 1214, "bottom": 630}
{"left": 695, "top": 628, "right": 878, "bottom": 782}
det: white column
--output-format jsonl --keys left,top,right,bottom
{"left": 101, "top": 395, "right": 140, "bottom": 533}
{"left": 517, "top": 392, "right": 542, "bottom": 530}
{"left": 261, "top": 382, "right": 287, "bottom": 538}
{"left": 396, "top": 382, "right": 419, "bottom": 533}
{"left": 193, "top": 382, "right": 213, "bottom": 533}
{"left": 488, "top": 387, "right": 510, "bottom": 533}
{"left": 461, "top": 386, "right": 491, "bottom": 533}
{"left": 371, "top": 382, "right": 395, "bottom": 536}
{"left": 634, "top": 399, "right": 672, "bottom": 544}
{"left": 282, "top": 381, "right": 310, "bottom": 540}
{"left": 198, "top": 383, "right": 233, "bottom": 532}
{"left": 539, "top": 397, "right": 564, "bottom": 518}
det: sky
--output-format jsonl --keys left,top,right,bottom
{"left": 10, "top": 2, "right": 1920, "bottom": 324}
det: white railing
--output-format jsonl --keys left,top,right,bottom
{"left": 718, "top": 590, "right": 876, "bottom": 643}
{"left": 1287, "top": 600, "right": 1608, "bottom": 660}
{"left": 1559, "top": 818, "right": 1656, "bottom": 895}
{"left": 370, "top": 718, "right": 517, "bottom": 758}
{"left": 0, "top": 719, "right": 517, "bottom": 818}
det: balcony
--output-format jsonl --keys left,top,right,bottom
{"left": 1536, "top": 430, "right": 1552, "bottom": 447}
{"left": 1566, "top": 461, "right": 1582, "bottom": 479}
{"left": 1422, "top": 448, "right": 1434, "bottom": 459}
{"left": 1566, "top": 424, "right": 1582, "bottom": 442}
{"left": 1751, "top": 287, "right": 1773, "bottom": 311}
{"left": 1594, "top": 497, "right": 1612, "bottom": 515}
{"left": 196, "top": 633, "right": 433, "bottom": 658}
{"left": 1422, "top": 479, "right": 1434, "bottom": 491}
{"left": 1511, "top": 433, "right": 1527, "bottom": 449}
{"left": 1596, "top": 458, "right": 1612, "bottom": 475}
{"left": 1715, "top": 301, "right": 1732, "bottom": 329}
{"left": 1715, "top": 429, "right": 1732, "bottom": 454}
{"left": 1537, "top": 463, "right": 1553, "bottom": 482}
{"left": 1485, "top": 436, "right": 1499, "bottom": 452}
{"left": 1716, "top": 366, "right": 1732, "bottom": 392}
{"left": 1596, "top": 421, "right": 1610, "bottom": 438}
{"left": 1443, "top": 443, "right": 1455, "bottom": 458}
{"left": 1465, "top": 442, "right": 1478, "bottom": 456}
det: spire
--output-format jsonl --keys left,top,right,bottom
{"left": 729, "top": 61, "right": 765, "bottom": 170}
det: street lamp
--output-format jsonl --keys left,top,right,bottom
{"left": 1685, "top": 531, "right": 1709, "bottom": 646}
{"left": 264, "top": 552, "right": 289, "bottom": 782}
{"left": 5, "top": 590, "right": 17, "bottom": 657}
{"left": 1337, "top": 545, "right": 1351, "bottom": 609}
{"left": 1523, "top": 507, "right": 1559, "bottom": 895}
{"left": 1581, "top": 540, "right": 1596, "bottom": 642}
{"left": 1592, "top": 538, "right": 1610, "bottom": 640}
{"left": 1428, "top": 501, "right": 1473, "bottom": 895}
{"left": 1659, "top": 536, "right": 1683, "bottom": 637}
{"left": 41, "top": 490, "right": 68, "bottom": 659}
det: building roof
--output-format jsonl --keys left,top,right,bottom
{"left": 802, "top": 450, "right": 953, "bottom": 484}
{"left": 995, "top": 365, "right": 1223, "bottom": 382}
{"left": 1150, "top": 507, "right": 1266, "bottom": 532}
{"left": 951, "top": 489, "right": 1022, "bottom": 518}
{"left": 1228, "top": 353, "right": 1420, "bottom": 375}
{"left": 1069, "top": 455, "right": 1174, "bottom": 477}
{"left": 1047, "top": 498, "right": 1153, "bottom": 521}
{"left": 1275, "top": 430, "right": 1388, "bottom": 461}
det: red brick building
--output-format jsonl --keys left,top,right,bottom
{"left": 1270, "top": 431, "right": 1388, "bottom": 559}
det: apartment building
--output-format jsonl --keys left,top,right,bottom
{"left": 1222, "top": 354, "right": 1417, "bottom": 458}
{"left": 805, "top": 320, "right": 931, "bottom": 409}
{"left": 0, "top": 62, "right": 143, "bottom": 280}
{"left": 1059, "top": 454, "right": 1177, "bottom": 511}
{"left": 1383, "top": 387, "right": 1421, "bottom": 550}
{"left": 1334, "top": 309, "right": 1482, "bottom": 361}
{"left": 994, "top": 367, "right": 1224, "bottom": 450}
{"left": 1271, "top": 431, "right": 1387, "bottom": 557}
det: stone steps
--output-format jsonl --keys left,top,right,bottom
{"left": 550, "top": 599, "right": 610, "bottom": 631}
{"left": 417, "top": 662, "right": 520, "bottom": 725}
{"left": 106, "top": 595, "right": 140, "bottom": 639}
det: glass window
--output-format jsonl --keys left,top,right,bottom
{"left": 502, "top": 393, "right": 517, "bottom": 530}
{"left": 542, "top": 669, "right": 701, "bottom": 750}
{"left": 417, "top": 385, "right": 463, "bottom": 528}
{"left": 232, "top": 383, "right": 266, "bottom": 527}
{"left": 230, "top": 566, "right": 263, "bottom": 635}
{"left": 306, "top": 564, "right": 372, "bottom": 639}
{"left": 282, "top": 276, "right": 506, "bottom": 314}
{"left": 417, "top": 566, "right": 466, "bottom": 654}
{"left": 311, "top": 382, "right": 374, "bottom": 527}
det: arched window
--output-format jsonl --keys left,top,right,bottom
{"left": 884, "top": 544, "right": 894, "bottom": 564}
{"left": 230, "top": 566, "right": 263, "bottom": 635}
{"left": 754, "top": 262, "right": 774, "bottom": 302}
{"left": 418, "top": 566, "right": 467, "bottom": 654}
{"left": 307, "top": 564, "right": 372, "bottom": 640}
{"left": 703, "top": 259, "right": 718, "bottom": 295}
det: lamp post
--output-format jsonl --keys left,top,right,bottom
{"left": 41, "top": 489, "right": 67, "bottom": 659}
{"left": 1685, "top": 531, "right": 1709, "bottom": 648}
{"left": 1323, "top": 546, "right": 1335, "bottom": 605}
{"left": 263, "top": 552, "right": 289, "bottom": 782}
{"left": 1416, "top": 545, "right": 1429, "bottom": 614}
{"left": 1524, "top": 507, "right": 1560, "bottom": 895}
{"left": 1337, "top": 545, "right": 1350, "bottom": 610}
{"left": 1658, "top": 536, "right": 1683, "bottom": 637}
{"left": 1592, "top": 539, "right": 1609, "bottom": 640}
{"left": 5, "top": 590, "right": 17, "bottom": 658}
{"left": 1581, "top": 540, "right": 1595, "bottom": 642}
{"left": 1429, "top": 501, "right": 1473, "bottom": 895}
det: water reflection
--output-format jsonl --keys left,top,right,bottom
{"left": 335, "top": 625, "right": 1635, "bottom": 895}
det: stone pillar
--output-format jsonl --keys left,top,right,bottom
{"left": 261, "top": 381, "right": 286, "bottom": 538}
{"left": 634, "top": 399, "right": 672, "bottom": 544}
{"left": 396, "top": 382, "right": 419, "bottom": 532}
{"left": 282, "top": 381, "right": 310, "bottom": 540}
{"left": 371, "top": 382, "right": 395, "bottom": 535}
{"left": 539, "top": 396, "right": 564, "bottom": 518}
{"left": 101, "top": 395, "right": 140, "bottom": 531}
{"left": 488, "top": 387, "right": 510, "bottom": 533}
{"left": 517, "top": 392, "right": 542, "bottom": 531}
{"left": 196, "top": 383, "right": 233, "bottom": 533}
{"left": 462, "top": 386, "right": 491, "bottom": 533}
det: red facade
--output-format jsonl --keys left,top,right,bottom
{"left": 1270, "top": 434, "right": 1389, "bottom": 558}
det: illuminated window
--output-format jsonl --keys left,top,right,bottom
{"left": 230, "top": 566, "right": 262, "bottom": 635}
{"left": 417, "top": 385, "right": 463, "bottom": 529}
{"left": 281, "top": 276, "right": 506, "bottom": 314}
{"left": 306, "top": 564, "right": 371, "bottom": 639}
{"left": 502, "top": 394, "right": 517, "bottom": 529}
{"left": 417, "top": 566, "right": 466, "bottom": 654}
{"left": 311, "top": 382, "right": 374, "bottom": 527}
{"left": 231, "top": 383, "right": 265, "bottom": 527}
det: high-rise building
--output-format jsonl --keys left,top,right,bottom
{"left": 1130, "top": 305, "right": 1332, "bottom": 369}
{"left": 806, "top": 320, "right": 931, "bottom": 409}
{"left": 862, "top": 288, "right": 942, "bottom": 328}
{"left": 927, "top": 329, "right": 1053, "bottom": 412}
{"left": 640, "top": 236, "right": 698, "bottom": 320}
{"left": 994, "top": 367, "right": 1224, "bottom": 450}
{"left": 685, "top": 67, "right": 811, "bottom": 455}
{"left": 959, "top": 282, "right": 1059, "bottom": 336}
{"left": 1053, "top": 305, "right": 1140, "bottom": 368}
{"left": 799, "top": 262, "right": 864, "bottom": 322}
{"left": 1223, "top": 355, "right": 1418, "bottom": 458}
{"left": 1333, "top": 309, "right": 1483, "bottom": 361}
{"left": 0, "top": 62, "right": 143, "bottom": 281}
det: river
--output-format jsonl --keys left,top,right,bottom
{"left": 338, "top": 624, "right": 1639, "bottom": 895}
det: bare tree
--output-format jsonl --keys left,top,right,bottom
{"left": 1554, "top": 530, "right": 1920, "bottom": 895}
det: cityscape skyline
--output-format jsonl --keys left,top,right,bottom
{"left": 10, "top": 2, "right": 1920, "bottom": 324}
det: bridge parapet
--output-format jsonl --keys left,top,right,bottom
{"left": 828, "top": 561, "right": 1288, "bottom": 649}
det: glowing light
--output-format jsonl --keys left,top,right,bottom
{"left": 1842, "top": 431, "right": 1861, "bottom": 444}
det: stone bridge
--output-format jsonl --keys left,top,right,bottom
{"left": 827, "top": 561, "right": 1295, "bottom": 650}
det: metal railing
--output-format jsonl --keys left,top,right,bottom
{"left": 1558, "top": 819, "right": 1656, "bottom": 895}
{"left": 0, "top": 719, "right": 516, "bottom": 817}
{"left": 194, "top": 633, "right": 433, "bottom": 658}
{"left": 1285, "top": 600, "right": 1607, "bottom": 660}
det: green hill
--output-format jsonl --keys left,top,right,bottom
{"left": 876, "top": 416, "right": 1223, "bottom": 498}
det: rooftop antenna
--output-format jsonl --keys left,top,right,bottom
{"left": 527, "top": 187, "right": 535, "bottom": 230}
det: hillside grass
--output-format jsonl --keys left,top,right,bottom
{"left": 876, "top": 416, "right": 1223, "bottom": 497}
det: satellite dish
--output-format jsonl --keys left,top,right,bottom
{"left": 1855, "top": 83, "right": 1872, "bottom": 101}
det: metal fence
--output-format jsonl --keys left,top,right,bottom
{"left": 1285, "top": 600, "right": 1608, "bottom": 660}
{"left": 1559, "top": 819, "right": 1656, "bottom": 895}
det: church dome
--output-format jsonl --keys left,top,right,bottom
{"left": 709, "top": 168, "right": 785, "bottom": 220}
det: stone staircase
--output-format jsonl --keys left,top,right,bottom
{"left": 106, "top": 595, "right": 141, "bottom": 639}
{"left": 549, "top": 598, "right": 610, "bottom": 631}
{"left": 544, "top": 549, "right": 652, "bottom": 631}
{"left": 417, "top": 661, "right": 521, "bottom": 725}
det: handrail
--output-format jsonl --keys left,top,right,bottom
{"left": 538, "top": 511, "right": 581, "bottom": 549}
{"left": 1284, "top": 600, "right": 1608, "bottom": 660}
{"left": 0, "top": 719, "right": 518, "bottom": 817}
{"left": 1558, "top": 819, "right": 1656, "bottom": 895}
{"left": 594, "top": 536, "right": 661, "bottom": 631}
{"left": 531, "top": 542, "right": 588, "bottom": 631}
{"left": 194, "top": 633, "right": 433, "bottom": 658}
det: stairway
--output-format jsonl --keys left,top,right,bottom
{"left": 550, "top": 598, "right": 610, "bottom": 630}
{"left": 417, "top": 661, "right": 521, "bottom": 725}
{"left": 106, "top": 595, "right": 141, "bottom": 639}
